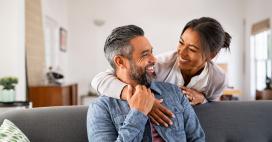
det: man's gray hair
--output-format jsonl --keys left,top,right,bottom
{"left": 104, "top": 25, "right": 144, "bottom": 70}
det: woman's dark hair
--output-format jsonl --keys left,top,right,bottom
{"left": 181, "top": 17, "right": 231, "bottom": 59}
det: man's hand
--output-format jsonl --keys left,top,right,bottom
{"left": 181, "top": 86, "right": 205, "bottom": 105}
{"left": 127, "top": 85, "right": 155, "bottom": 116}
{"left": 120, "top": 85, "right": 129, "bottom": 100}
{"left": 148, "top": 99, "right": 174, "bottom": 127}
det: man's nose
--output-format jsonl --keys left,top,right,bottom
{"left": 149, "top": 54, "right": 157, "bottom": 64}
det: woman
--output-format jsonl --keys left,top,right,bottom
{"left": 92, "top": 17, "right": 231, "bottom": 126}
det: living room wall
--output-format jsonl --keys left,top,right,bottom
{"left": 41, "top": 0, "right": 70, "bottom": 83}
{"left": 66, "top": 0, "right": 245, "bottom": 97}
{"left": 243, "top": 0, "right": 272, "bottom": 100}
{"left": 1, "top": 0, "right": 268, "bottom": 101}
{"left": 39, "top": 0, "right": 271, "bottom": 100}
{"left": 0, "top": 0, "right": 26, "bottom": 101}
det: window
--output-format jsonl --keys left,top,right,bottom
{"left": 251, "top": 30, "right": 271, "bottom": 90}
{"left": 251, "top": 19, "right": 271, "bottom": 91}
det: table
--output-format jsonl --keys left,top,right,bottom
{"left": 0, "top": 101, "right": 31, "bottom": 115}
{"left": 221, "top": 89, "right": 241, "bottom": 101}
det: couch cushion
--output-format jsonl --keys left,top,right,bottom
{"left": 1, "top": 101, "right": 272, "bottom": 142}
{"left": 0, "top": 106, "right": 88, "bottom": 142}
{"left": 194, "top": 101, "right": 272, "bottom": 142}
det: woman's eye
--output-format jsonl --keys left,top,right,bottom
{"left": 179, "top": 41, "right": 184, "bottom": 45}
{"left": 189, "top": 48, "right": 197, "bottom": 52}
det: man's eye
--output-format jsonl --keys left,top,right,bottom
{"left": 142, "top": 53, "right": 148, "bottom": 57}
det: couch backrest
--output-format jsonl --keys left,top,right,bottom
{"left": 1, "top": 101, "right": 272, "bottom": 142}
{"left": 194, "top": 101, "right": 272, "bottom": 142}
{"left": 0, "top": 106, "right": 88, "bottom": 142}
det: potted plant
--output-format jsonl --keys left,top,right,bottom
{"left": 0, "top": 76, "right": 18, "bottom": 102}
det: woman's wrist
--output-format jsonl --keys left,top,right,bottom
{"left": 120, "top": 85, "right": 129, "bottom": 100}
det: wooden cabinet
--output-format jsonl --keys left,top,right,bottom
{"left": 28, "top": 84, "right": 78, "bottom": 107}
{"left": 256, "top": 89, "right": 272, "bottom": 100}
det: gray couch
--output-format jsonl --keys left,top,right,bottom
{"left": 0, "top": 101, "right": 272, "bottom": 142}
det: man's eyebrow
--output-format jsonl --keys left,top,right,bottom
{"left": 141, "top": 48, "right": 153, "bottom": 54}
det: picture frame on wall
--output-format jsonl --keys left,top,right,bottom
{"left": 59, "top": 27, "right": 67, "bottom": 52}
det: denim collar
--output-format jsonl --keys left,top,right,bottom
{"left": 149, "top": 82, "right": 162, "bottom": 95}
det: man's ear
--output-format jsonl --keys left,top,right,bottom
{"left": 113, "top": 55, "right": 127, "bottom": 69}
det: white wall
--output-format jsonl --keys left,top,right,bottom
{"left": 66, "top": 0, "right": 246, "bottom": 96}
{"left": 0, "top": 0, "right": 26, "bottom": 100}
{"left": 2, "top": 0, "right": 265, "bottom": 101}
{"left": 244, "top": 0, "right": 272, "bottom": 100}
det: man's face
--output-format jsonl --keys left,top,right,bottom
{"left": 127, "top": 36, "right": 157, "bottom": 87}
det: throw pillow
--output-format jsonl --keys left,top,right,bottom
{"left": 0, "top": 119, "right": 30, "bottom": 142}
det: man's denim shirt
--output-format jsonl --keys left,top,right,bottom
{"left": 87, "top": 82, "right": 205, "bottom": 142}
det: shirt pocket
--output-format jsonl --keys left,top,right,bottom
{"left": 113, "top": 114, "right": 127, "bottom": 131}
{"left": 168, "top": 104, "right": 185, "bottom": 131}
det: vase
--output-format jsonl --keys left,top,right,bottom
{"left": 0, "top": 89, "right": 16, "bottom": 102}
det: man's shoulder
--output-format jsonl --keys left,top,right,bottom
{"left": 151, "top": 81, "right": 182, "bottom": 96}
{"left": 151, "top": 82, "right": 188, "bottom": 108}
{"left": 151, "top": 81, "right": 180, "bottom": 89}
{"left": 90, "top": 96, "right": 123, "bottom": 108}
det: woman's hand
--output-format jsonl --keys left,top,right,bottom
{"left": 148, "top": 99, "right": 174, "bottom": 127}
{"left": 122, "top": 86, "right": 175, "bottom": 127}
{"left": 181, "top": 86, "right": 205, "bottom": 105}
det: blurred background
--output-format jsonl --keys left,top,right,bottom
{"left": 0, "top": 0, "right": 271, "bottom": 105}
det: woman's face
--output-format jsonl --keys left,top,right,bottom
{"left": 177, "top": 28, "right": 207, "bottom": 73}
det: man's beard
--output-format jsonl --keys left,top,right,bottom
{"left": 129, "top": 60, "right": 156, "bottom": 87}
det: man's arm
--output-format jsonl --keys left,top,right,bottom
{"left": 87, "top": 103, "right": 149, "bottom": 142}
{"left": 91, "top": 69, "right": 127, "bottom": 99}
{"left": 87, "top": 85, "right": 155, "bottom": 142}
{"left": 92, "top": 69, "right": 175, "bottom": 126}
{"left": 176, "top": 89, "right": 205, "bottom": 142}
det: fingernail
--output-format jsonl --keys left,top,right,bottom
{"left": 172, "top": 114, "right": 175, "bottom": 118}
{"left": 170, "top": 121, "right": 173, "bottom": 125}
{"left": 164, "top": 124, "right": 168, "bottom": 127}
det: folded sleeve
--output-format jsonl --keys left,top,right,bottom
{"left": 91, "top": 69, "right": 127, "bottom": 99}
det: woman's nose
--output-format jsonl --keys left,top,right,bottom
{"left": 178, "top": 45, "right": 187, "bottom": 57}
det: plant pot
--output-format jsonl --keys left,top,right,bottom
{"left": 0, "top": 89, "right": 16, "bottom": 102}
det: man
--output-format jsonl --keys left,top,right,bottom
{"left": 87, "top": 25, "right": 205, "bottom": 142}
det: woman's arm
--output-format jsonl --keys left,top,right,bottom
{"left": 91, "top": 50, "right": 178, "bottom": 99}
{"left": 91, "top": 51, "right": 178, "bottom": 126}
{"left": 205, "top": 62, "right": 228, "bottom": 101}
{"left": 91, "top": 69, "right": 127, "bottom": 99}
